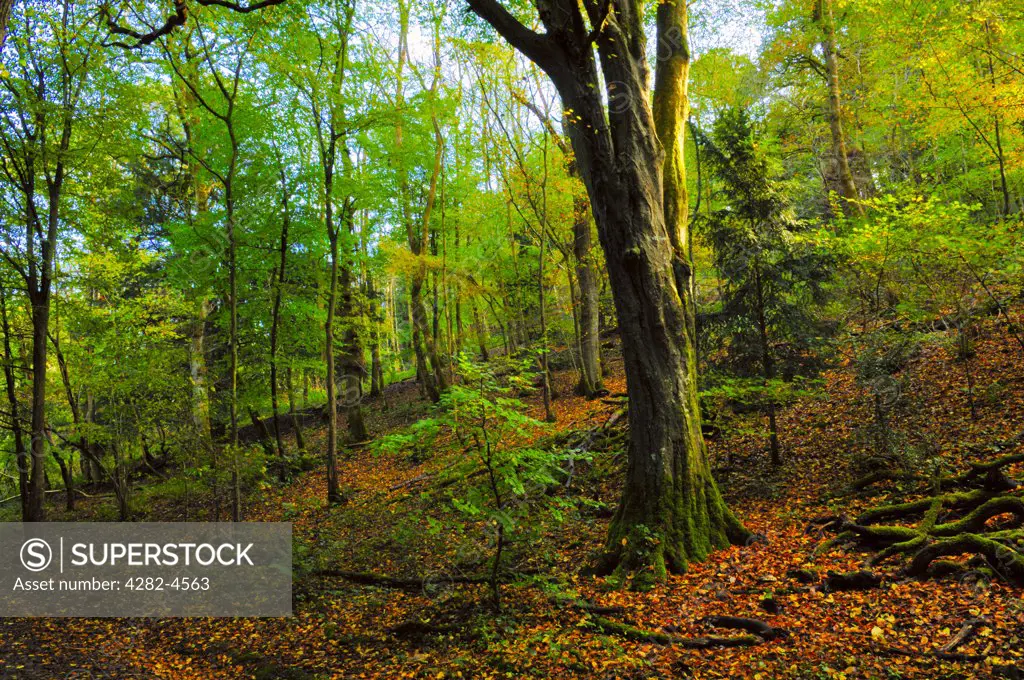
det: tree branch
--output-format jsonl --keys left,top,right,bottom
{"left": 465, "top": 0, "right": 559, "bottom": 74}
{"left": 104, "top": 0, "right": 286, "bottom": 49}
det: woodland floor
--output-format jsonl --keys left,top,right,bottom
{"left": 3, "top": 312, "right": 1024, "bottom": 679}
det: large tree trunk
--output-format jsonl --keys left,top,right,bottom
{"left": 0, "top": 0, "right": 11, "bottom": 55}
{"left": 338, "top": 237, "right": 368, "bottom": 443}
{"left": 468, "top": 0, "right": 748, "bottom": 587}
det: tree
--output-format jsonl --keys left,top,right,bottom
{"left": 393, "top": 0, "right": 449, "bottom": 402}
{"left": 509, "top": 86, "right": 605, "bottom": 399}
{"left": 467, "top": 0, "right": 749, "bottom": 585}
{"left": 157, "top": 14, "right": 266, "bottom": 521}
{"left": 0, "top": 0, "right": 107, "bottom": 521}
{"left": 274, "top": 0, "right": 372, "bottom": 502}
{"left": 698, "top": 107, "right": 834, "bottom": 466}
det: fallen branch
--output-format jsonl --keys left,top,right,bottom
{"left": 311, "top": 569, "right": 490, "bottom": 589}
{"left": 939, "top": 617, "right": 988, "bottom": 654}
{"left": 852, "top": 469, "right": 924, "bottom": 492}
{"left": 701, "top": 615, "right": 789, "bottom": 641}
{"left": 871, "top": 642, "right": 984, "bottom": 663}
{"left": 588, "top": 615, "right": 761, "bottom": 649}
{"left": 0, "top": 488, "right": 112, "bottom": 505}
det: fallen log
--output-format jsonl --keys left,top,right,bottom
{"left": 871, "top": 642, "right": 984, "bottom": 663}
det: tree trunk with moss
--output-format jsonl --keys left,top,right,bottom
{"left": 469, "top": 0, "right": 748, "bottom": 587}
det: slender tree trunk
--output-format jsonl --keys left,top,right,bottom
{"left": 53, "top": 446, "right": 74, "bottom": 511}
{"left": 27, "top": 290, "right": 48, "bottom": 521}
{"left": 0, "top": 283, "right": 27, "bottom": 516}
{"left": 471, "top": 302, "right": 489, "bottom": 361}
{"left": 269, "top": 162, "right": 292, "bottom": 474}
{"left": 573, "top": 204, "right": 603, "bottom": 397}
{"left": 982, "top": 24, "right": 1011, "bottom": 217}
{"left": 190, "top": 300, "right": 212, "bottom": 443}
{"left": 50, "top": 332, "right": 84, "bottom": 510}
{"left": 815, "top": 0, "right": 861, "bottom": 214}
{"left": 338, "top": 229, "right": 368, "bottom": 443}
{"left": 226, "top": 156, "right": 241, "bottom": 523}
{"left": 325, "top": 229, "right": 343, "bottom": 503}
{"left": 753, "top": 262, "right": 781, "bottom": 465}
{"left": 287, "top": 366, "right": 305, "bottom": 454}
{"left": 513, "top": 90, "right": 603, "bottom": 396}
{"left": 538, "top": 211, "right": 555, "bottom": 423}
{"left": 395, "top": 0, "right": 444, "bottom": 402}
{"left": 369, "top": 326, "right": 383, "bottom": 399}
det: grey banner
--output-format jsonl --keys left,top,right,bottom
{"left": 0, "top": 522, "right": 292, "bottom": 617}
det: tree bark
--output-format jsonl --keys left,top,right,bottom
{"left": 468, "top": 0, "right": 748, "bottom": 586}
{"left": 338, "top": 211, "right": 368, "bottom": 443}
{"left": 0, "top": 0, "right": 11, "bottom": 55}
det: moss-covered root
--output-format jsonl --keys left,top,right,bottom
{"left": 588, "top": 615, "right": 760, "bottom": 649}
{"left": 931, "top": 496, "right": 1024, "bottom": 536}
{"left": 869, "top": 534, "right": 927, "bottom": 566}
{"left": 600, "top": 473, "right": 750, "bottom": 590}
{"left": 907, "top": 533, "right": 1024, "bottom": 584}
{"left": 856, "top": 489, "right": 992, "bottom": 525}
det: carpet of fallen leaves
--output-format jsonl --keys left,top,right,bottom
{"left": 2, "top": 312, "right": 1024, "bottom": 680}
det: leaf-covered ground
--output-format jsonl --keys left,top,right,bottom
{"left": 3, "top": 314, "right": 1024, "bottom": 679}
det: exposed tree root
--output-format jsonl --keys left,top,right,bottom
{"left": 907, "top": 534, "right": 1024, "bottom": 584}
{"left": 823, "top": 569, "right": 883, "bottom": 592}
{"left": 823, "top": 432, "right": 1024, "bottom": 585}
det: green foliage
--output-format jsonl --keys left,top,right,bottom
{"left": 698, "top": 107, "right": 836, "bottom": 381}
{"left": 697, "top": 108, "right": 835, "bottom": 453}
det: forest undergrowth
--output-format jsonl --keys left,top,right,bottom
{"left": 3, "top": 310, "right": 1024, "bottom": 680}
